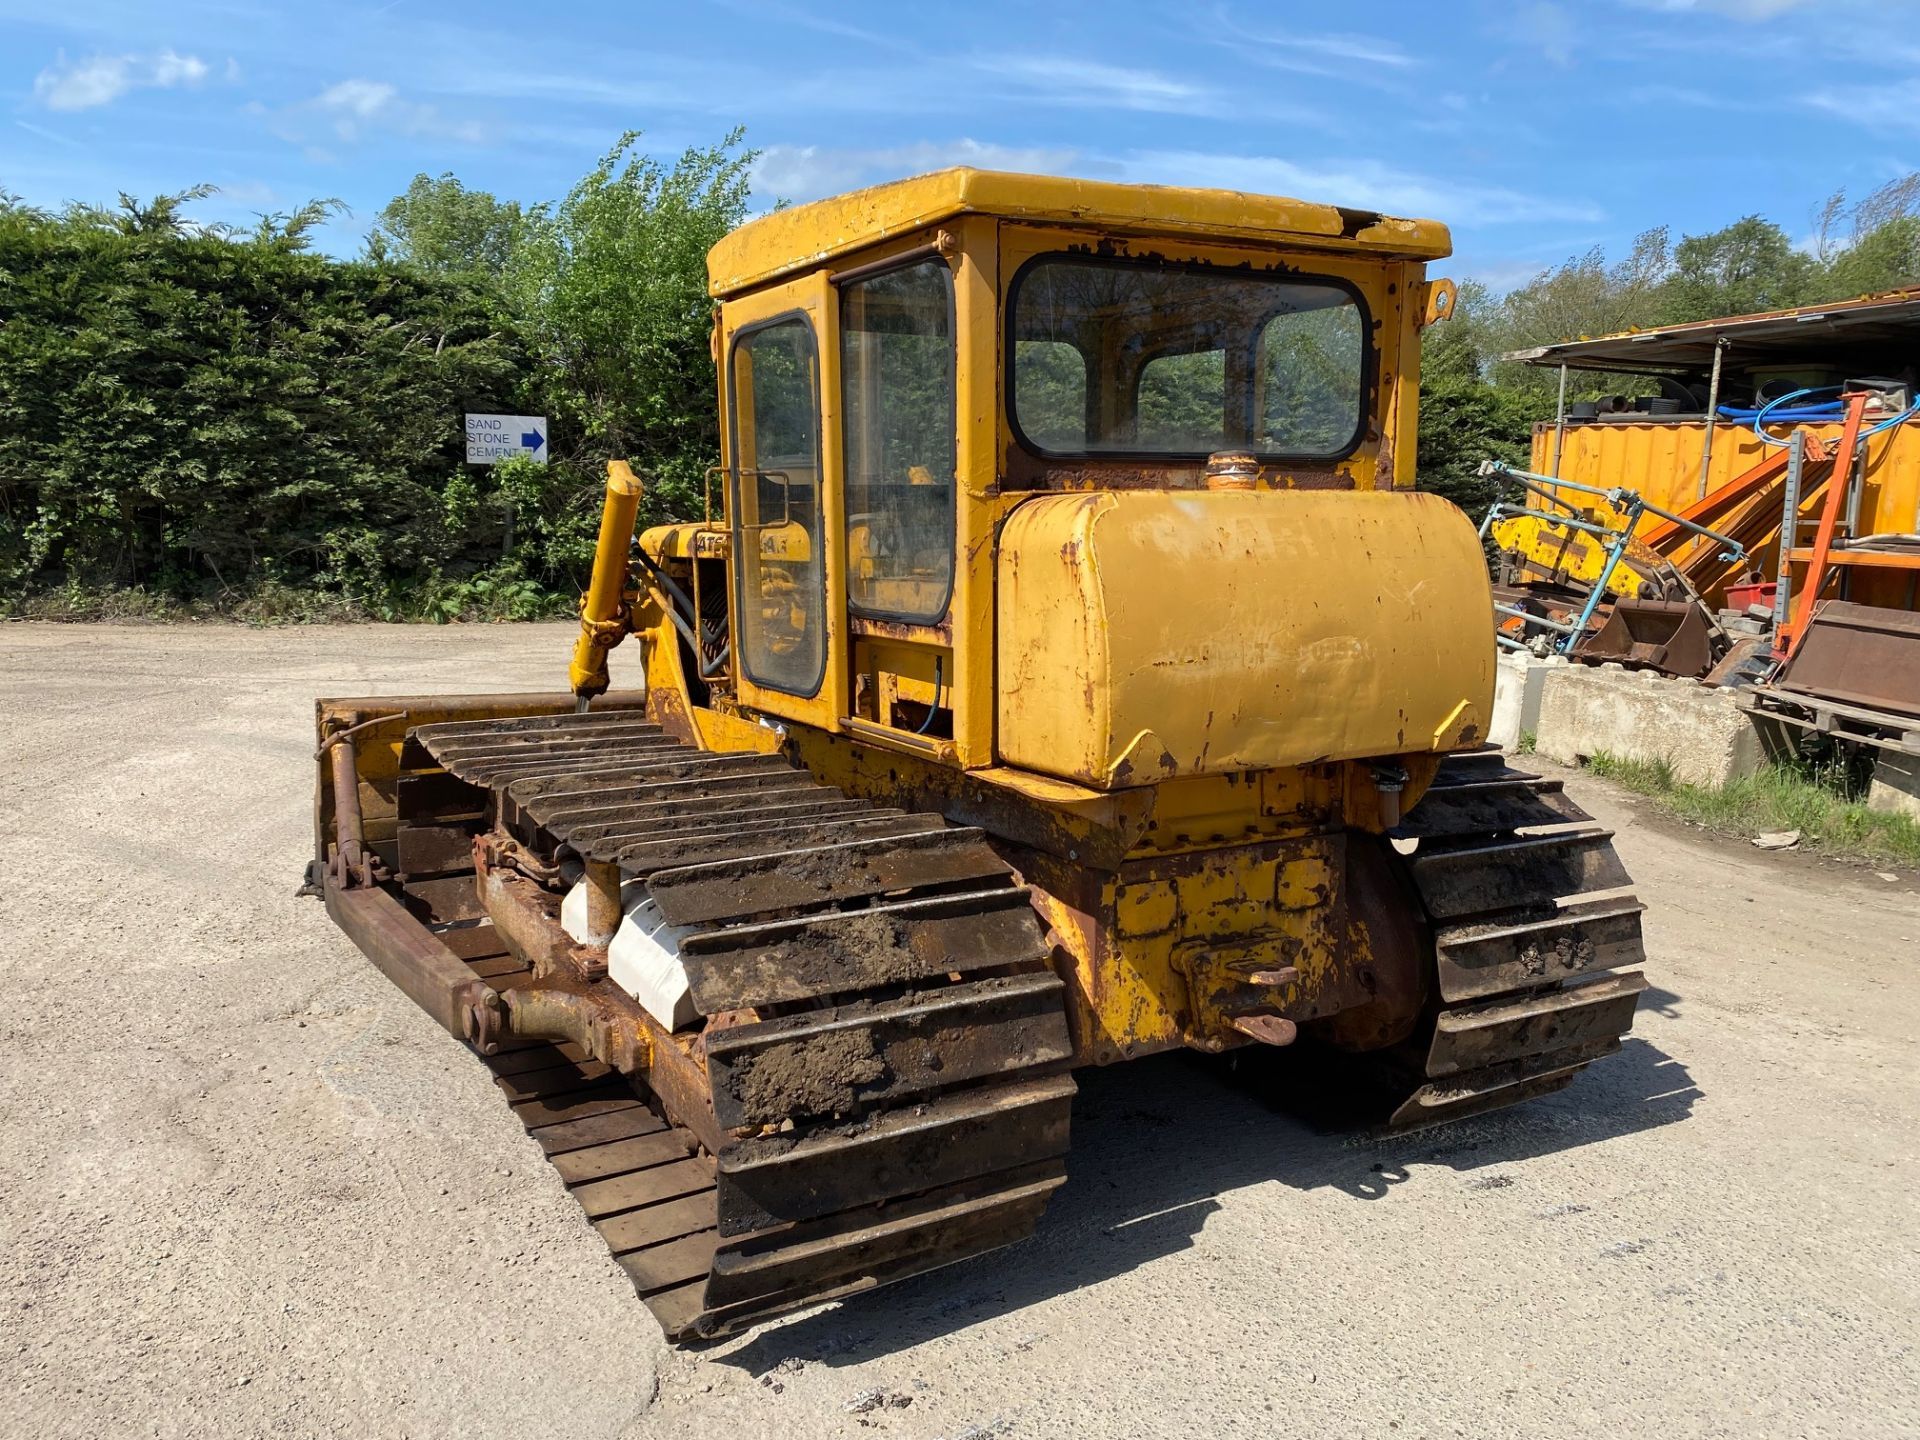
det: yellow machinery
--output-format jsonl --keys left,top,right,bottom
{"left": 310, "top": 170, "right": 1649, "bottom": 1339}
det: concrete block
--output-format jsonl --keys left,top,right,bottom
{"left": 1868, "top": 750, "right": 1920, "bottom": 821}
{"left": 1488, "top": 651, "right": 1562, "bottom": 750}
{"left": 1533, "top": 663, "right": 1763, "bottom": 787}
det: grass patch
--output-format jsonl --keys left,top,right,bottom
{"left": 1586, "top": 750, "right": 1920, "bottom": 868}
{"left": 1515, "top": 729, "right": 1537, "bottom": 755}
{"left": 2, "top": 565, "right": 573, "bottom": 626}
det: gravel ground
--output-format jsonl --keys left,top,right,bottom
{"left": 3, "top": 621, "right": 1916, "bottom": 1440}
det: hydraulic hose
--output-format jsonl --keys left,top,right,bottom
{"left": 915, "top": 656, "right": 945, "bottom": 735}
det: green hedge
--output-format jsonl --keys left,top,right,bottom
{"left": 0, "top": 201, "right": 550, "bottom": 611}
{"left": 0, "top": 134, "right": 753, "bottom": 619}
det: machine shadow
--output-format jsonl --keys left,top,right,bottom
{"left": 706, "top": 1020, "right": 1699, "bottom": 1373}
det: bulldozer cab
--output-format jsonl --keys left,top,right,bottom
{"left": 683, "top": 168, "right": 1478, "bottom": 781}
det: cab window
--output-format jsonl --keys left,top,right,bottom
{"left": 1008, "top": 254, "right": 1369, "bottom": 460}
{"left": 730, "top": 315, "right": 826, "bottom": 695}
{"left": 839, "top": 257, "right": 956, "bottom": 623}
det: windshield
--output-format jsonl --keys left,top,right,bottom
{"left": 1008, "top": 256, "right": 1368, "bottom": 461}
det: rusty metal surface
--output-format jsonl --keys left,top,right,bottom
{"left": 704, "top": 972, "right": 1073, "bottom": 1129}
{"left": 714, "top": 1075, "right": 1074, "bottom": 1235}
{"left": 1434, "top": 896, "right": 1646, "bottom": 1003}
{"left": 1575, "top": 597, "right": 1717, "bottom": 678}
{"left": 644, "top": 829, "right": 1008, "bottom": 926}
{"left": 323, "top": 699, "right": 1649, "bottom": 1339}
{"left": 1775, "top": 600, "right": 1920, "bottom": 718}
{"left": 326, "top": 739, "right": 373, "bottom": 888}
{"left": 701, "top": 1164, "right": 1066, "bottom": 1326}
{"left": 382, "top": 707, "right": 1077, "bottom": 1340}
{"left": 679, "top": 888, "right": 1050, "bottom": 1012}
{"left": 1392, "top": 779, "right": 1582, "bottom": 839}
{"left": 323, "top": 880, "right": 502, "bottom": 1050}
{"left": 1425, "top": 972, "right": 1646, "bottom": 1077}
{"left": 608, "top": 812, "right": 948, "bottom": 877}
{"left": 1410, "top": 829, "right": 1633, "bottom": 920}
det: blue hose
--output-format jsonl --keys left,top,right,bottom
{"left": 1741, "top": 384, "right": 1920, "bottom": 446}
{"left": 914, "top": 657, "right": 944, "bottom": 735}
{"left": 1717, "top": 403, "right": 1844, "bottom": 421}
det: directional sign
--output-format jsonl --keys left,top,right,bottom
{"left": 465, "top": 413, "right": 548, "bottom": 465}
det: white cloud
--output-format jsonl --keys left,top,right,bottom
{"left": 968, "top": 56, "right": 1215, "bottom": 114}
{"left": 1110, "top": 149, "right": 1606, "bottom": 227}
{"left": 292, "top": 77, "right": 486, "bottom": 146}
{"left": 749, "top": 140, "right": 1603, "bottom": 231}
{"left": 318, "top": 79, "right": 397, "bottom": 127}
{"left": 1625, "top": 82, "right": 1765, "bottom": 111}
{"left": 1629, "top": 0, "right": 1814, "bottom": 16}
{"left": 1513, "top": 2, "right": 1578, "bottom": 65}
{"left": 33, "top": 48, "right": 209, "bottom": 111}
{"left": 707, "top": 0, "right": 919, "bottom": 55}
{"left": 1805, "top": 78, "right": 1920, "bottom": 134}
{"left": 1293, "top": 33, "right": 1420, "bottom": 67}
{"left": 753, "top": 139, "right": 1082, "bottom": 203}
{"left": 14, "top": 119, "right": 85, "bottom": 150}
{"left": 1210, "top": 10, "right": 1420, "bottom": 75}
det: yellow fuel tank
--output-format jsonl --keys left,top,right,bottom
{"left": 995, "top": 489, "right": 1493, "bottom": 789}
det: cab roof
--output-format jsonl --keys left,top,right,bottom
{"left": 707, "top": 167, "right": 1453, "bottom": 298}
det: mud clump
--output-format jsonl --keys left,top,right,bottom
{"left": 761, "top": 914, "right": 923, "bottom": 994}
{"left": 726, "top": 1026, "right": 890, "bottom": 1123}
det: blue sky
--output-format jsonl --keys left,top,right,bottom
{"left": 6, "top": 0, "right": 1920, "bottom": 287}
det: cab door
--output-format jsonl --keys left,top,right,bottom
{"left": 719, "top": 273, "right": 845, "bottom": 730}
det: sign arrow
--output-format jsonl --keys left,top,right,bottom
{"left": 521, "top": 429, "right": 545, "bottom": 450}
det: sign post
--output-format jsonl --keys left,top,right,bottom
{"left": 465, "top": 413, "right": 548, "bottom": 465}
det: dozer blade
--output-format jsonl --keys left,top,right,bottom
{"left": 318, "top": 698, "right": 1074, "bottom": 1342}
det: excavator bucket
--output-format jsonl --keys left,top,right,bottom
{"left": 1575, "top": 596, "right": 1718, "bottom": 678}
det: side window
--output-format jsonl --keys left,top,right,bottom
{"left": 1258, "top": 297, "right": 1364, "bottom": 455}
{"left": 1135, "top": 349, "right": 1225, "bottom": 451}
{"left": 731, "top": 316, "right": 825, "bottom": 695}
{"left": 839, "top": 258, "right": 956, "bottom": 622}
{"left": 1012, "top": 340, "right": 1087, "bottom": 451}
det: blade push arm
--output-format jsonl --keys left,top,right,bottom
{"left": 569, "top": 460, "right": 644, "bottom": 703}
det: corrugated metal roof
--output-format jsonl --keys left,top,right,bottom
{"left": 1505, "top": 287, "right": 1920, "bottom": 373}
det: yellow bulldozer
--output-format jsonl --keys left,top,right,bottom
{"left": 309, "top": 170, "right": 1649, "bottom": 1339}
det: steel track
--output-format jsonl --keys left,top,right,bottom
{"left": 1383, "top": 747, "right": 1649, "bottom": 1129}
{"left": 398, "top": 710, "right": 1074, "bottom": 1339}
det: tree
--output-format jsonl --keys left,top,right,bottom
{"left": 251, "top": 197, "right": 344, "bottom": 253}
{"left": 1483, "top": 228, "right": 1671, "bottom": 393}
{"left": 506, "top": 129, "right": 756, "bottom": 524}
{"left": 1823, "top": 215, "right": 1920, "bottom": 298}
{"left": 367, "top": 172, "right": 526, "bottom": 279}
{"left": 0, "top": 188, "right": 533, "bottom": 606}
{"left": 1813, "top": 173, "right": 1920, "bottom": 296}
{"left": 1418, "top": 281, "right": 1549, "bottom": 517}
{"left": 1657, "top": 215, "right": 1813, "bottom": 323}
